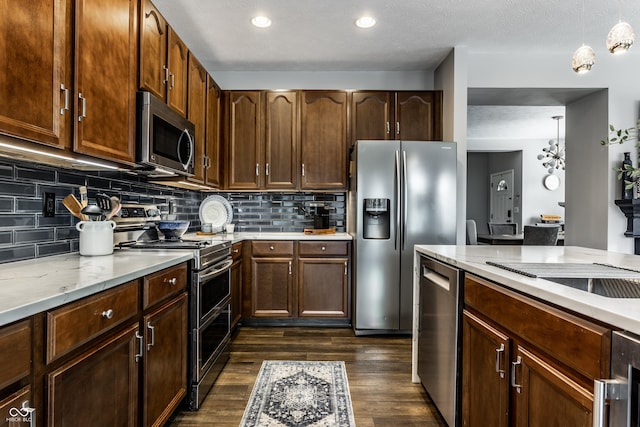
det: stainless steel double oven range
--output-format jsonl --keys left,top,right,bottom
{"left": 113, "top": 204, "right": 232, "bottom": 410}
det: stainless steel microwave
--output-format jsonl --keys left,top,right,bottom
{"left": 136, "top": 91, "right": 195, "bottom": 176}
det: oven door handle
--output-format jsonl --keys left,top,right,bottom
{"left": 198, "top": 259, "right": 233, "bottom": 282}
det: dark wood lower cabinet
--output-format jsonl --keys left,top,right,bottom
{"left": 298, "top": 257, "right": 348, "bottom": 318}
{"left": 143, "top": 293, "right": 188, "bottom": 427}
{"left": 47, "top": 324, "right": 139, "bottom": 426}
{"left": 251, "top": 257, "right": 294, "bottom": 317}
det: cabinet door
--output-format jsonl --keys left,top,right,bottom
{"left": 74, "top": 0, "right": 136, "bottom": 163}
{"left": 143, "top": 293, "right": 188, "bottom": 427}
{"left": 139, "top": 0, "right": 167, "bottom": 101}
{"left": 0, "top": 386, "right": 32, "bottom": 427}
{"left": 187, "top": 53, "right": 207, "bottom": 183}
{"left": 264, "top": 91, "right": 298, "bottom": 189}
{"left": 350, "top": 91, "right": 394, "bottom": 146}
{"left": 0, "top": 0, "right": 70, "bottom": 149}
{"left": 298, "top": 257, "right": 349, "bottom": 318}
{"left": 513, "top": 345, "right": 594, "bottom": 427}
{"left": 461, "top": 310, "right": 510, "bottom": 427}
{"left": 251, "top": 257, "right": 294, "bottom": 317}
{"left": 47, "top": 324, "right": 139, "bottom": 426}
{"left": 300, "top": 91, "right": 348, "bottom": 190}
{"left": 396, "top": 91, "right": 442, "bottom": 141}
{"left": 226, "top": 91, "right": 262, "bottom": 190}
{"left": 205, "top": 76, "right": 222, "bottom": 187}
{"left": 166, "top": 28, "right": 188, "bottom": 118}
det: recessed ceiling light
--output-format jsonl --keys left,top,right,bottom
{"left": 251, "top": 16, "right": 272, "bottom": 28}
{"left": 355, "top": 16, "right": 376, "bottom": 29}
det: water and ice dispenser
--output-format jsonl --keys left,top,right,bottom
{"left": 363, "top": 198, "right": 390, "bottom": 239}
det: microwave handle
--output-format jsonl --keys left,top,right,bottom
{"left": 177, "top": 128, "right": 194, "bottom": 170}
{"left": 593, "top": 378, "right": 627, "bottom": 427}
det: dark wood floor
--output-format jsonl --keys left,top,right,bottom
{"left": 168, "top": 326, "right": 448, "bottom": 427}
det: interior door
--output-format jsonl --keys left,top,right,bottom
{"left": 490, "top": 170, "right": 514, "bottom": 226}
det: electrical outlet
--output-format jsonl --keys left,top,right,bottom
{"left": 43, "top": 192, "right": 55, "bottom": 217}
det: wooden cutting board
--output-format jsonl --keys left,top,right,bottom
{"left": 303, "top": 228, "right": 336, "bottom": 235}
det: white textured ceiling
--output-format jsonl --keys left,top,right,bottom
{"left": 153, "top": 0, "right": 640, "bottom": 73}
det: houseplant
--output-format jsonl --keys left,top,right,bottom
{"left": 600, "top": 119, "right": 640, "bottom": 197}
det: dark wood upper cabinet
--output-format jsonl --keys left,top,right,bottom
{"left": 205, "top": 76, "right": 222, "bottom": 188}
{"left": 73, "top": 0, "right": 136, "bottom": 163}
{"left": 187, "top": 53, "right": 207, "bottom": 183}
{"left": 351, "top": 91, "right": 443, "bottom": 146}
{"left": 0, "top": 0, "right": 71, "bottom": 149}
{"left": 350, "top": 91, "right": 394, "bottom": 144}
{"left": 300, "top": 91, "right": 349, "bottom": 190}
{"left": 166, "top": 28, "right": 188, "bottom": 118}
{"left": 396, "top": 91, "right": 443, "bottom": 141}
{"left": 264, "top": 91, "right": 298, "bottom": 189}
{"left": 139, "top": 0, "right": 167, "bottom": 102}
{"left": 225, "top": 91, "right": 262, "bottom": 190}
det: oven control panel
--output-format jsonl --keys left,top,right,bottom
{"left": 115, "top": 204, "right": 161, "bottom": 226}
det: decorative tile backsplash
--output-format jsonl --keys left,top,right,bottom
{"left": 0, "top": 158, "right": 346, "bottom": 264}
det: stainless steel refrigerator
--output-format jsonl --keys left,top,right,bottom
{"left": 348, "top": 140, "right": 457, "bottom": 334}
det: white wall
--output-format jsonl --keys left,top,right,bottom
{"left": 435, "top": 47, "right": 468, "bottom": 244}
{"left": 468, "top": 52, "right": 640, "bottom": 253}
{"left": 213, "top": 71, "right": 434, "bottom": 90}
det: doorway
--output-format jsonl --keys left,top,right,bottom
{"left": 490, "top": 169, "right": 515, "bottom": 229}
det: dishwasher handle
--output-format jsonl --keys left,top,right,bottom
{"left": 422, "top": 266, "right": 450, "bottom": 291}
{"left": 593, "top": 378, "right": 627, "bottom": 427}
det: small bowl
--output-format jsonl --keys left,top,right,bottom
{"left": 157, "top": 220, "right": 190, "bottom": 240}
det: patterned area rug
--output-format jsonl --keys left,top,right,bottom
{"left": 240, "top": 360, "right": 356, "bottom": 427}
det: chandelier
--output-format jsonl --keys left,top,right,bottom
{"left": 538, "top": 116, "right": 565, "bottom": 174}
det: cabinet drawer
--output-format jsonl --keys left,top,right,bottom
{"left": 232, "top": 242, "right": 243, "bottom": 261}
{"left": 0, "top": 386, "right": 31, "bottom": 427}
{"left": 143, "top": 263, "right": 188, "bottom": 309}
{"left": 298, "top": 241, "right": 349, "bottom": 256}
{"left": 252, "top": 241, "right": 294, "bottom": 257}
{"left": 0, "top": 320, "right": 31, "bottom": 390}
{"left": 464, "top": 274, "right": 611, "bottom": 380}
{"left": 47, "top": 280, "right": 139, "bottom": 363}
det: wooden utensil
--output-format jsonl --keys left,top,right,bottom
{"left": 63, "top": 194, "right": 86, "bottom": 220}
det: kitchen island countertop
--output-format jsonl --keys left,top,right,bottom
{"left": 415, "top": 245, "right": 640, "bottom": 334}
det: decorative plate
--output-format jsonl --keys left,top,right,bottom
{"left": 199, "top": 195, "right": 233, "bottom": 231}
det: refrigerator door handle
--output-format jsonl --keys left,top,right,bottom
{"left": 402, "top": 150, "right": 408, "bottom": 250}
{"left": 395, "top": 149, "right": 401, "bottom": 250}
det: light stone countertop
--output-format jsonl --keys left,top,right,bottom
{"left": 415, "top": 244, "right": 640, "bottom": 335}
{"left": 0, "top": 232, "right": 352, "bottom": 327}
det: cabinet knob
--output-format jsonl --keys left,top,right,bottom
{"left": 269, "top": 245, "right": 275, "bottom": 251}
{"left": 164, "top": 277, "right": 177, "bottom": 285}
{"left": 233, "top": 249, "right": 239, "bottom": 254}
{"left": 101, "top": 309, "right": 114, "bottom": 319}
{"left": 321, "top": 246, "right": 326, "bottom": 251}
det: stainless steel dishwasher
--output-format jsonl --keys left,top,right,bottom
{"left": 418, "top": 255, "right": 461, "bottom": 427}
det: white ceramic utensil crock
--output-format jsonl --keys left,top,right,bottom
{"left": 76, "top": 220, "right": 116, "bottom": 256}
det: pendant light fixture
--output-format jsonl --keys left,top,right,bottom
{"left": 607, "top": 2, "right": 634, "bottom": 54}
{"left": 572, "top": 0, "right": 595, "bottom": 73}
{"left": 537, "top": 116, "right": 565, "bottom": 174}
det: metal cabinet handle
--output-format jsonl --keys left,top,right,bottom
{"left": 288, "top": 260, "right": 292, "bottom": 275}
{"left": 301, "top": 163, "right": 305, "bottom": 177}
{"left": 396, "top": 121, "right": 400, "bottom": 135}
{"left": 147, "top": 322, "right": 155, "bottom": 351}
{"left": 495, "top": 343, "right": 505, "bottom": 378}
{"left": 511, "top": 355, "right": 522, "bottom": 393}
{"left": 135, "top": 331, "right": 143, "bottom": 362}
{"left": 265, "top": 163, "right": 269, "bottom": 176}
{"left": 344, "top": 261, "right": 348, "bottom": 276}
{"left": 233, "top": 248, "right": 239, "bottom": 254}
{"left": 256, "top": 163, "right": 260, "bottom": 176}
{"left": 170, "top": 72, "right": 175, "bottom": 89}
{"left": 163, "top": 65, "right": 169, "bottom": 84}
{"left": 13, "top": 399, "right": 35, "bottom": 426}
{"left": 101, "top": 309, "right": 114, "bottom": 319}
{"left": 269, "top": 245, "right": 275, "bottom": 251}
{"left": 164, "top": 277, "right": 177, "bottom": 285}
{"left": 78, "top": 93, "right": 87, "bottom": 122}
{"left": 386, "top": 121, "right": 390, "bottom": 134}
{"left": 321, "top": 246, "right": 326, "bottom": 251}
{"left": 60, "top": 84, "right": 70, "bottom": 114}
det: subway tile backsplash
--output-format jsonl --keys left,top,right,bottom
{"left": 0, "top": 158, "right": 346, "bottom": 264}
